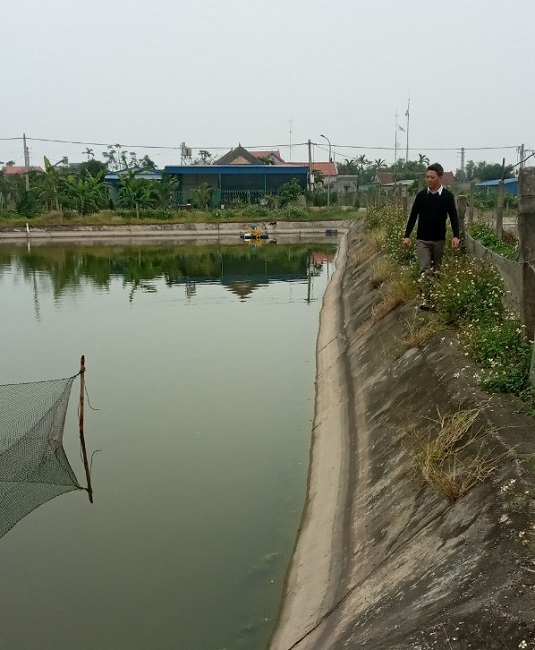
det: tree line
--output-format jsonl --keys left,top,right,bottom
{"left": 336, "top": 154, "right": 515, "bottom": 185}
{"left": 0, "top": 149, "right": 180, "bottom": 217}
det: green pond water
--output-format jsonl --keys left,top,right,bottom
{"left": 0, "top": 241, "right": 335, "bottom": 650}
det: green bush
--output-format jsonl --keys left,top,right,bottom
{"left": 0, "top": 208, "right": 18, "bottom": 220}
{"left": 429, "top": 255, "right": 504, "bottom": 325}
{"left": 461, "top": 319, "right": 533, "bottom": 396}
{"left": 468, "top": 221, "right": 517, "bottom": 259}
{"left": 16, "top": 189, "right": 41, "bottom": 218}
{"left": 243, "top": 205, "right": 269, "bottom": 219}
{"left": 277, "top": 178, "right": 303, "bottom": 207}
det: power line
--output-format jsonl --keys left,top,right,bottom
{"left": 1, "top": 136, "right": 524, "bottom": 153}
{"left": 511, "top": 150, "right": 535, "bottom": 169}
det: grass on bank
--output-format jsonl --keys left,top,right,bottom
{"left": 0, "top": 206, "right": 359, "bottom": 228}
{"left": 361, "top": 204, "right": 534, "bottom": 414}
{"left": 404, "top": 408, "right": 499, "bottom": 503}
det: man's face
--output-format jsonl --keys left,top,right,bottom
{"left": 426, "top": 171, "right": 441, "bottom": 191}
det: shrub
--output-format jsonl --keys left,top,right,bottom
{"left": 277, "top": 179, "right": 303, "bottom": 207}
{"left": 243, "top": 205, "right": 269, "bottom": 219}
{"left": 461, "top": 319, "right": 533, "bottom": 396}
{"left": 468, "top": 221, "right": 517, "bottom": 260}
{"left": 428, "top": 255, "right": 504, "bottom": 325}
{"left": 364, "top": 205, "right": 416, "bottom": 265}
{"left": 16, "top": 189, "right": 41, "bottom": 218}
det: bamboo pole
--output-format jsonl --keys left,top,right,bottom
{"left": 79, "top": 355, "right": 93, "bottom": 503}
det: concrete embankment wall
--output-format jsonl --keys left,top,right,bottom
{"left": 0, "top": 220, "right": 349, "bottom": 245}
{"left": 269, "top": 222, "right": 535, "bottom": 650}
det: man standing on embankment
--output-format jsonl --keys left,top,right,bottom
{"left": 403, "top": 162, "right": 460, "bottom": 270}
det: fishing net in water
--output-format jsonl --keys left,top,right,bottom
{"left": 0, "top": 375, "right": 83, "bottom": 539}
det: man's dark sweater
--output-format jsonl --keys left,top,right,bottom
{"left": 404, "top": 187, "right": 459, "bottom": 241}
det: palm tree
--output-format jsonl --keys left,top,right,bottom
{"left": 374, "top": 159, "right": 386, "bottom": 170}
{"left": 418, "top": 153, "right": 430, "bottom": 167}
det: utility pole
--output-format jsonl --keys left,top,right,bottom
{"left": 460, "top": 147, "right": 465, "bottom": 180}
{"left": 394, "top": 111, "right": 399, "bottom": 181}
{"left": 307, "top": 139, "right": 314, "bottom": 192}
{"left": 23, "top": 133, "right": 30, "bottom": 191}
{"left": 320, "top": 134, "right": 331, "bottom": 207}
{"left": 289, "top": 118, "right": 293, "bottom": 161}
{"left": 519, "top": 143, "right": 525, "bottom": 170}
{"left": 405, "top": 94, "right": 410, "bottom": 163}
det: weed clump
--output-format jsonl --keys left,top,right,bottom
{"left": 406, "top": 409, "right": 498, "bottom": 503}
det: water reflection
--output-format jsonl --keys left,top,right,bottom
{"left": 0, "top": 242, "right": 336, "bottom": 312}
{"left": 0, "top": 240, "right": 336, "bottom": 650}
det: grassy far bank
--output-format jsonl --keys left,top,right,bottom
{"left": 0, "top": 206, "right": 359, "bottom": 228}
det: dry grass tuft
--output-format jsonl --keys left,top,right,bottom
{"left": 371, "top": 278, "right": 419, "bottom": 324}
{"left": 367, "top": 228, "right": 385, "bottom": 250}
{"left": 369, "top": 257, "right": 398, "bottom": 289}
{"left": 405, "top": 408, "right": 499, "bottom": 503}
{"left": 396, "top": 315, "right": 445, "bottom": 355}
{"left": 351, "top": 229, "right": 384, "bottom": 267}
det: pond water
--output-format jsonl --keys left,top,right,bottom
{"left": 0, "top": 240, "right": 335, "bottom": 650}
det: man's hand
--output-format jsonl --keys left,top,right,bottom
{"left": 451, "top": 237, "right": 460, "bottom": 249}
{"left": 402, "top": 237, "right": 412, "bottom": 247}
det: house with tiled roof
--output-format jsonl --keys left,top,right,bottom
{"left": 441, "top": 171, "right": 455, "bottom": 187}
{"left": 2, "top": 165, "right": 44, "bottom": 175}
{"left": 214, "top": 146, "right": 260, "bottom": 165}
{"left": 374, "top": 170, "right": 455, "bottom": 188}
{"left": 250, "top": 150, "right": 285, "bottom": 164}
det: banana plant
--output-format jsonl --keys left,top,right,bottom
{"left": 64, "top": 168, "right": 107, "bottom": 215}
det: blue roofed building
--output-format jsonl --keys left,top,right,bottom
{"left": 163, "top": 163, "right": 308, "bottom": 207}
{"left": 104, "top": 146, "right": 311, "bottom": 209}
{"left": 475, "top": 178, "right": 518, "bottom": 196}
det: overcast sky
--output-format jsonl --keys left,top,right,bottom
{"left": 2, "top": 0, "right": 534, "bottom": 173}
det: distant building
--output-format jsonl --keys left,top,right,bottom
{"left": 476, "top": 178, "right": 518, "bottom": 196}
{"left": 249, "top": 150, "right": 285, "bottom": 164}
{"left": 1, "top": 165, "right": 44, "bottom": 175}
{"left": 214, "top": 145, "right": 337, "bottom": 188}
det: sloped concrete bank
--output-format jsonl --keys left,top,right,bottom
{"left": 269, "top": 222, "right": 535, "bottom": 650}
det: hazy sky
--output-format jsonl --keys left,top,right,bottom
{"left": 2, "top": 0, "right": 534, "bottom": 173}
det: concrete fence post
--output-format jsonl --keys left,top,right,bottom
{"left": 518, "top": 168, "right": 535, "bottom": 382}
{"left": 457, "top": 194, "right": 467, "bottom": 248}
{"left": 496, "top": 180, "right": 505, "bottom": 238}
{"left": 468, "top": 181, "right": 475, "bottom": 224}
{"left": 402, "top": 194, "right": 408, "bottom": 215}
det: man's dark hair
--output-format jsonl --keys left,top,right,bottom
{"left": 427, "top": 163, "right": 444, "bottom": 176}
